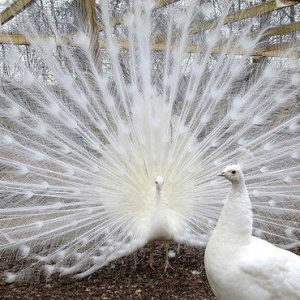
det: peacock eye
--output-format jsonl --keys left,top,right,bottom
{"left": 155, "top": 181, "right": 158, "bottom": 184}
{"left": 231, "top": 170, "right": 236, "bottom": 174}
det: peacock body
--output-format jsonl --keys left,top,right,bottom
{"left": 0, "top": 0, "right": 300, "bottom": 280}
{"left": 205, "top": 165, "right": 300, "bottom": 300}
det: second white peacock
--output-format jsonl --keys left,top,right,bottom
{"left": 205, "top": 165, "right": 300, "bottom": 300}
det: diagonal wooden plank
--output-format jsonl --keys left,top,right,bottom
{"left": 208, "top": 20, "right": 300, "bottom": 53}
{"left": 155, "top": 1, "right": 300, "bottom": 43}
{"left": 155, "top": 0, "right": 179, "bottom": 9}
{"left": 262, "top": 21, "right": 300, "bottom": 38}
{"left": 191, "top": 1, "right": 278, "bottom": 34}
{"left": 190, "top": 0, "right": 300, "bottom": 34}
{"left": 276, "top": 0, "right": 300, "bottom": 7}
{"left": 0, "top": 0, "right": 36, "bottom": 25}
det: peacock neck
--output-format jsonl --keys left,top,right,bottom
{"left": 155, "top": 189, "right": 163, "bottom": 208}
{"left": 212, "top": 180, "right": 253, "bottom": 246}
{"left": 148, "top": 187, "right": 173, "bottom": 241}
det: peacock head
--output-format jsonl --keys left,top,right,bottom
{"left": 155, "top": 176, "right": 164, "bottom": 192}
{"left": 217, "top": 165, "right": 244, "bottom": 183}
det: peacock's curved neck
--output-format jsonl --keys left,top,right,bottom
{"left": 155, "top": 189, "right": 163, "bottom": 208}
{"left": 231, "top": 180, "right": 247, "bottom": 194}
{"left": 212, "top": 180, "right": 253, "bottom": 246}
{"left": 148, "top": 187, "right": 173, "bottom": 241}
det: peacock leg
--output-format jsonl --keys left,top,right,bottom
{"left": 149, "top": 243, "right": 154, "bottom": 269}
{"left": 163, "top": 242, "right": 173, "bottom": 271}
{"left": 133, "top": 251, "right": 138, "bottom": 270}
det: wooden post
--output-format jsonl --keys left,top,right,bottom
{"left": 78, "top": 0, "right": 101, "bottom": 69}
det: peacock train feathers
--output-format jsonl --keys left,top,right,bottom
{"left": 0, "top": 0, "right": 300, "bottom": 281}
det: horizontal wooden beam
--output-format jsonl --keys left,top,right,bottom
{"left": 0, "top": 21, "right": 300, "bottom": 45}
{"left": 256, "top": 42, "right": 300, "bottom": 57}
{"left": 153, "top": 41, "right": 300, "bottom": 57}
{"left": 0, "top": 32, "right": 29, "bottom": 44}
{"left": 0, "top": 0, "right": 36, "bottom": 25}
{"left": 0, "top": 33, "right": 72, "bottom": 45}
{"left": 0, "top": 32, "right": 299, "bottom": 58}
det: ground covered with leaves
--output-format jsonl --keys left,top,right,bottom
{"left": 0, "top": 243, "right": 216, "bottom": 299}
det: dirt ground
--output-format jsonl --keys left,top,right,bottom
{"left": 0, "top": 243, "right": 217, "bottom": 300}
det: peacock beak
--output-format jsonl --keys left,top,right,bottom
{"left": 217, "top": 172, "right": 225, "bottom": 176}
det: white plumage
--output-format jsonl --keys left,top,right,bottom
{"left": 148, "top": 176, "right": 174, "bottom": 270}
{"left": 0, "top": 0, "right": 300, "bottom": 281}
{"left": 205, "top": 165, "right": 300, "bottom": 300}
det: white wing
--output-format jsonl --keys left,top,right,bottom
{"left": 240, "top": 237, "right": 300, "bottom": 299}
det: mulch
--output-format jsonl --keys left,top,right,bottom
{"left": 0, "top": 243, "right": 217, "bottom": 300}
